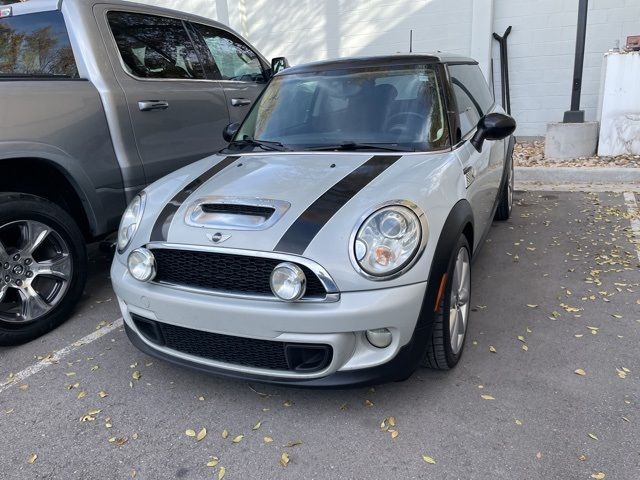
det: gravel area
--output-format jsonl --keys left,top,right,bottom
{"left": 514, "top": 140, "right": 640, "bottom": 168}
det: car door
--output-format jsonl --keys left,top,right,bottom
{"left": 448, "top": 64, "right": 503, "bottom": 239}
{"left": 97, "top": 8, "right": 230, "bottom": 184}
{"left": 188, "top": 22, "right": 269, "bottom": 125}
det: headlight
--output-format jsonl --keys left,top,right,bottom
{"left": 127, "top": 248, "right": 156, "bottom": 282}
{"left": 117, "top": 193, "right": 146, "bottom": 253}
{"left": 351, "top": 203, "right": 426, "bottom": 279}
{"left": 270, "top": 262, "right": 306, "bottom": 301}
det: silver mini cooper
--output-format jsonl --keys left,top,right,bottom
{"left": 111, "top": 54, "right": 516, "bottom": 387}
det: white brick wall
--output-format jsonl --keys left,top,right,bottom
{"left": 129, "top": 0, "right": 640, "bottom": 137}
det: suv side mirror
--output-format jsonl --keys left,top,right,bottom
{"left": 271, "top": 57, "right": 289, "bottom": 75}
{"left": 223, "top": 122, "right": 240, "bottom": 142}
{"left": 470, "top": 112, "right": 516, "bottom": 152}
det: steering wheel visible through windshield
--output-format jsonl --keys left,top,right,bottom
{"left": 230, "top": 64, "right": 450, "bottom": 152}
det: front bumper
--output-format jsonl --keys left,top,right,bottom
{"left": 111, "top": 259, "right": 428, "bottom": 387}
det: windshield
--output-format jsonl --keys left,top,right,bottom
{"left": 230, "top": 65, "right": 449, "bottom": 152}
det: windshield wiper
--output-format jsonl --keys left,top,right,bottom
{"left": 230, "top": 138, "right": 290, "bottom": 152}
{"left": 304, "top": 142, "right": 411, "bottom": 152}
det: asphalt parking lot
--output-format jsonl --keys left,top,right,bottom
{"left": 1, "top": 190, "right": 638, "bottom": 480}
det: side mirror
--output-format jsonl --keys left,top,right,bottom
{"left": 223, "top": 122, "right": 240, "bottom": 142}
{"left": 271, "top": 57, "right": 290, "bottom": 75}
{"left": 470, "top": 112, "right": 516, "bottom": 152}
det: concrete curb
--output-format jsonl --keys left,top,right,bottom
{"left": 515, "top": 167, "right": 640, "bottom": 184}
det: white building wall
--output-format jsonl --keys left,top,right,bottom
{"left": 130, "top": 0, "right": 640, "bottom": 137}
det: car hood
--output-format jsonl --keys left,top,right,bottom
{"left": 140, "top": 150, "right": 462, "bottom": 291}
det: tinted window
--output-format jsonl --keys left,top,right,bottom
{"left": 449, "top": 64, "right": 493, "bottom": 137}
{"left": 0, "top": 11, "right": 78, "bottom": 78}
{"left": 192, "top": 23, "right": 265, "bottom": 82}
{"left": 107, "top": 12, "right": 204, "bottom": 80}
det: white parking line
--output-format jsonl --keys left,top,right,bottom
{"left": 0, "top": 318, "right": 123, "bottom": 394}
{"left": 623, "top": 192, "right": 640, "bottom": 263}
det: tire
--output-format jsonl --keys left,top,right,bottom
{"left": 494, "top": 150, "right": 514, "bottom": 221}
{"left": 0, "top": 193, "right": 87, "bottom": 346}
{"left": 422, "top": 235, "right": 471, "bottom": 370}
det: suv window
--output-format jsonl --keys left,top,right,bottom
{"left": 192, "top": 23, "right": 265, "bottom": 83}
{"left": 448, "top": 64, "right": 494, "bottom": 138}
{"left": 0, "top": 11, "right": 78, "bottom": 78}
{"left": 107, "top": 12, "right": 204, "bottom": 80}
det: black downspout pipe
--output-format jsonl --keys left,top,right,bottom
{"left": 493, "top": 26, "right": 512, "bottom": 115}
{"left": 563, "top": 0, "right": 589, "bottom": 123}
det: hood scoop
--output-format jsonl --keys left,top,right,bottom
{"left": 184, "top": 196, "right": 290, "bottom": 231}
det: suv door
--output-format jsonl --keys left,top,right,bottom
{"left": 188, "top": 22, "right": 268, "bottom": 124}
{"left": 96, "top": 8, "right": 230, "bottom": 184}
{"left": 448, "top": 63, "right": 503, "bottom": 239}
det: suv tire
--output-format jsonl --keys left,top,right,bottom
{"left": 0, "top": 193, "right": 87, "bottom": 346}
{"left": 495, "top": 153, "right": 514, "bottom": 221}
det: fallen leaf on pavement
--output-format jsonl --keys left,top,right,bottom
{"left": 588, "top": 433, "right": 598, "bottom": 440}
{"left": 232, "top": 435, "right": 243, "bottom": 443}
{"left": 218, "top": 466, "right": 226, "bottom": 479}
{"left": 27, "top": 453, "right": 37, "bottom": 464}
{"left": 252, "top": 421, "right": 262, "bottom": 431}
{"left": 489, "top": 346, "right": 497, "bottom": 353}
{"left": 422, "top": 455, "right": 436, "bottom": 465}
{"left": 280, "top": 452, "right": 290, "bottom": 467}
{"left": 264, "top": 436, "right": 273, "bottom": 443}
{"left": 197, "top": 428, "right": 207, "bottom": 442}
{"left": 206, "top": 457, "right": 219, "bottom": 467}
{"left": 574, "top": 369, "right": 586, "bottom": 376}
{"left": 481, "top": 394, "right": 495, "bottom": 400}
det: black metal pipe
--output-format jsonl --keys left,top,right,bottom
{"left": 493, "top": 26, "right": 512, "bottom": 115}
{"left": 564, "top": 0, "right": 588, "bottom": 123}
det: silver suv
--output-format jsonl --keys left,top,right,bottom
{"left": 0, "top": 0, "right": 282, "bottom": 344}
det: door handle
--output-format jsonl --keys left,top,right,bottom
{"left": 138, "top": 100, "right": 169, "bottom": 112}
{"left": 231, "top": 98, "right": 251, "bottom": 107}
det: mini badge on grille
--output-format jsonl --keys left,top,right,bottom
{"left": 207, "top": 232, "right": 231, "bottom": 244}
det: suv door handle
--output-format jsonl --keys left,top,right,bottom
{"left": 138, "top": 100, "right": 169, "bottom": 112}
{"left": 231, "top": 98, "right": 251, "bottom": 107}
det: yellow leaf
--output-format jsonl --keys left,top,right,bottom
{"left": 222, "top": 430, "right": 228, "bottom": 439}
{"left": 218, "top": 466, "right": 226, "bottom": 480}
{"left": 280, "top": 452, "right": 290, "bottom": 467}
{"left": 517, "top": 335, "right": 526, "bottom": 343}
{"left": 27, "top": 453, "right": 37, "bottom": 464}
{"left": 132, "top": 371, "right": 142, "bottom": 380}
{"left": 422, "top": 455, "right": 436, "bottom": 465}
{"left": 364, "top": 399, "right": 374, "bottom": 407}
{"left": 185, "top": 429, "right": 196, "bottom": 437}
{"left": 515, "top": 419, "right": 523, "bottom": 426}
{"left": 232, "top": 435, "right": 244, "bottom": 443}
{"left": 575, "top": 334, "right": 583, "bottom": 338}
{"left": 390, "top": 430, "right": 399, "bottom": 439}
{"left": 252, "top": 421, "right": 262, "bottom": 430}
{"left": 588, "top": 433, "right": 598, "bottom": 440}
{"left": 77, "top": 391, "right": 87, "bottom": 399}
{"left": 522, "top": 345, "right": 529, "bottom": 351}
{"left": 526, "top": 304, "right": 538, "bottom": 308}
{"left": 489, "top": 346, "right": 497, "bottom": 353}
{"left": 283, "top": 400, "right": 293, "bottom": 407}
{"left": 19, "top": 384, "right": 29, "bottom": 391}
{"left": 481, "top": 394, "right": 495, "bottom": 400}
{"left": 264, "top": 436, "right": 273, "bottom": 443}
{"left": 591, "top": 473, "right": 605, "bottom": 480}
{"left": 197, "top": 427, "right": 207, "bottom": 442}
{"left": 574, "top": 368, "right": 586, "bottom": 376}
{"left": 206, "top": 457, "right": 219, "bottom": 467}
{"left": 388, "top": 416, "right": 396, "bottom": 427}
{"left": 65, "top": 372, "right": 76, "bottom": 377}
{"left": 98, "top": 391, "right": 108, "bottom": 398}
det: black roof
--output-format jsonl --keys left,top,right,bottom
{"left": 278, "top": 53, "right": 478, "bottom": 76}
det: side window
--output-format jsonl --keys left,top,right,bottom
{"left": 0, "top": 11, "right": 78, "bottom": 78}
{"left": 107, "top": 12, "right": 204, "bottom": 80}
{"left": 448, "top": 64, "right": 494, "bottom": 138}
{"left": 192, "top": 23, "right": 265, "bottom": 83}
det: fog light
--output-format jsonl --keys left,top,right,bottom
{"left": 270, "top": 262, "right": 306, "bottom": 301}
{"left": 366, "top": 328, "right": 392, "bottom": 348}
{"left": 127, "top": 248, "right": 156, "bottom": 282}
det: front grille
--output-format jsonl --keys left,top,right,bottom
{"left": 131, "top": 314, "right": 332, "bottom": 372}
{"left": 201, "top": 203, "right": 275, "bottom": 218}
{"left": 152, "top": 248, "right": 327, "bottom": 299}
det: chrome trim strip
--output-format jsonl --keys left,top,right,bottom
{"left": 146, "top": 243, "right": 340, "bottom": 303}
{"left": 184, "top": 196, "right": 290, "bottom": 231}
{"left": 348, "top": 200, "right": 429, "bottom": 281}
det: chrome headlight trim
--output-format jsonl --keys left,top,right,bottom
{"left": 117, "top": 192, "right": 146, "bottom": 254}
{"left": 349, "top": 200, "right": 428, "bottom": 281}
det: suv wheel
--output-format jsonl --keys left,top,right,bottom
{"left": 0, "top": 193, "right": 87, "bottom": 346}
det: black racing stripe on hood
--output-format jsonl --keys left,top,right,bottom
{"left": 274, "top": 155, "right": 402, "bottom": 255}
{"left": 150, "top": 156, "right": 239, "bottom": 242}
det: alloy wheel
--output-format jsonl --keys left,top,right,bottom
{"left": 449, "top": 247, "right": 470, "bottom": 354}
{"left": 0, "top": 220, "right": 72, "bottom": 323}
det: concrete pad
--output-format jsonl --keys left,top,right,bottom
{"left": 544, "top": 122, "right": 599, "bottom": 159}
